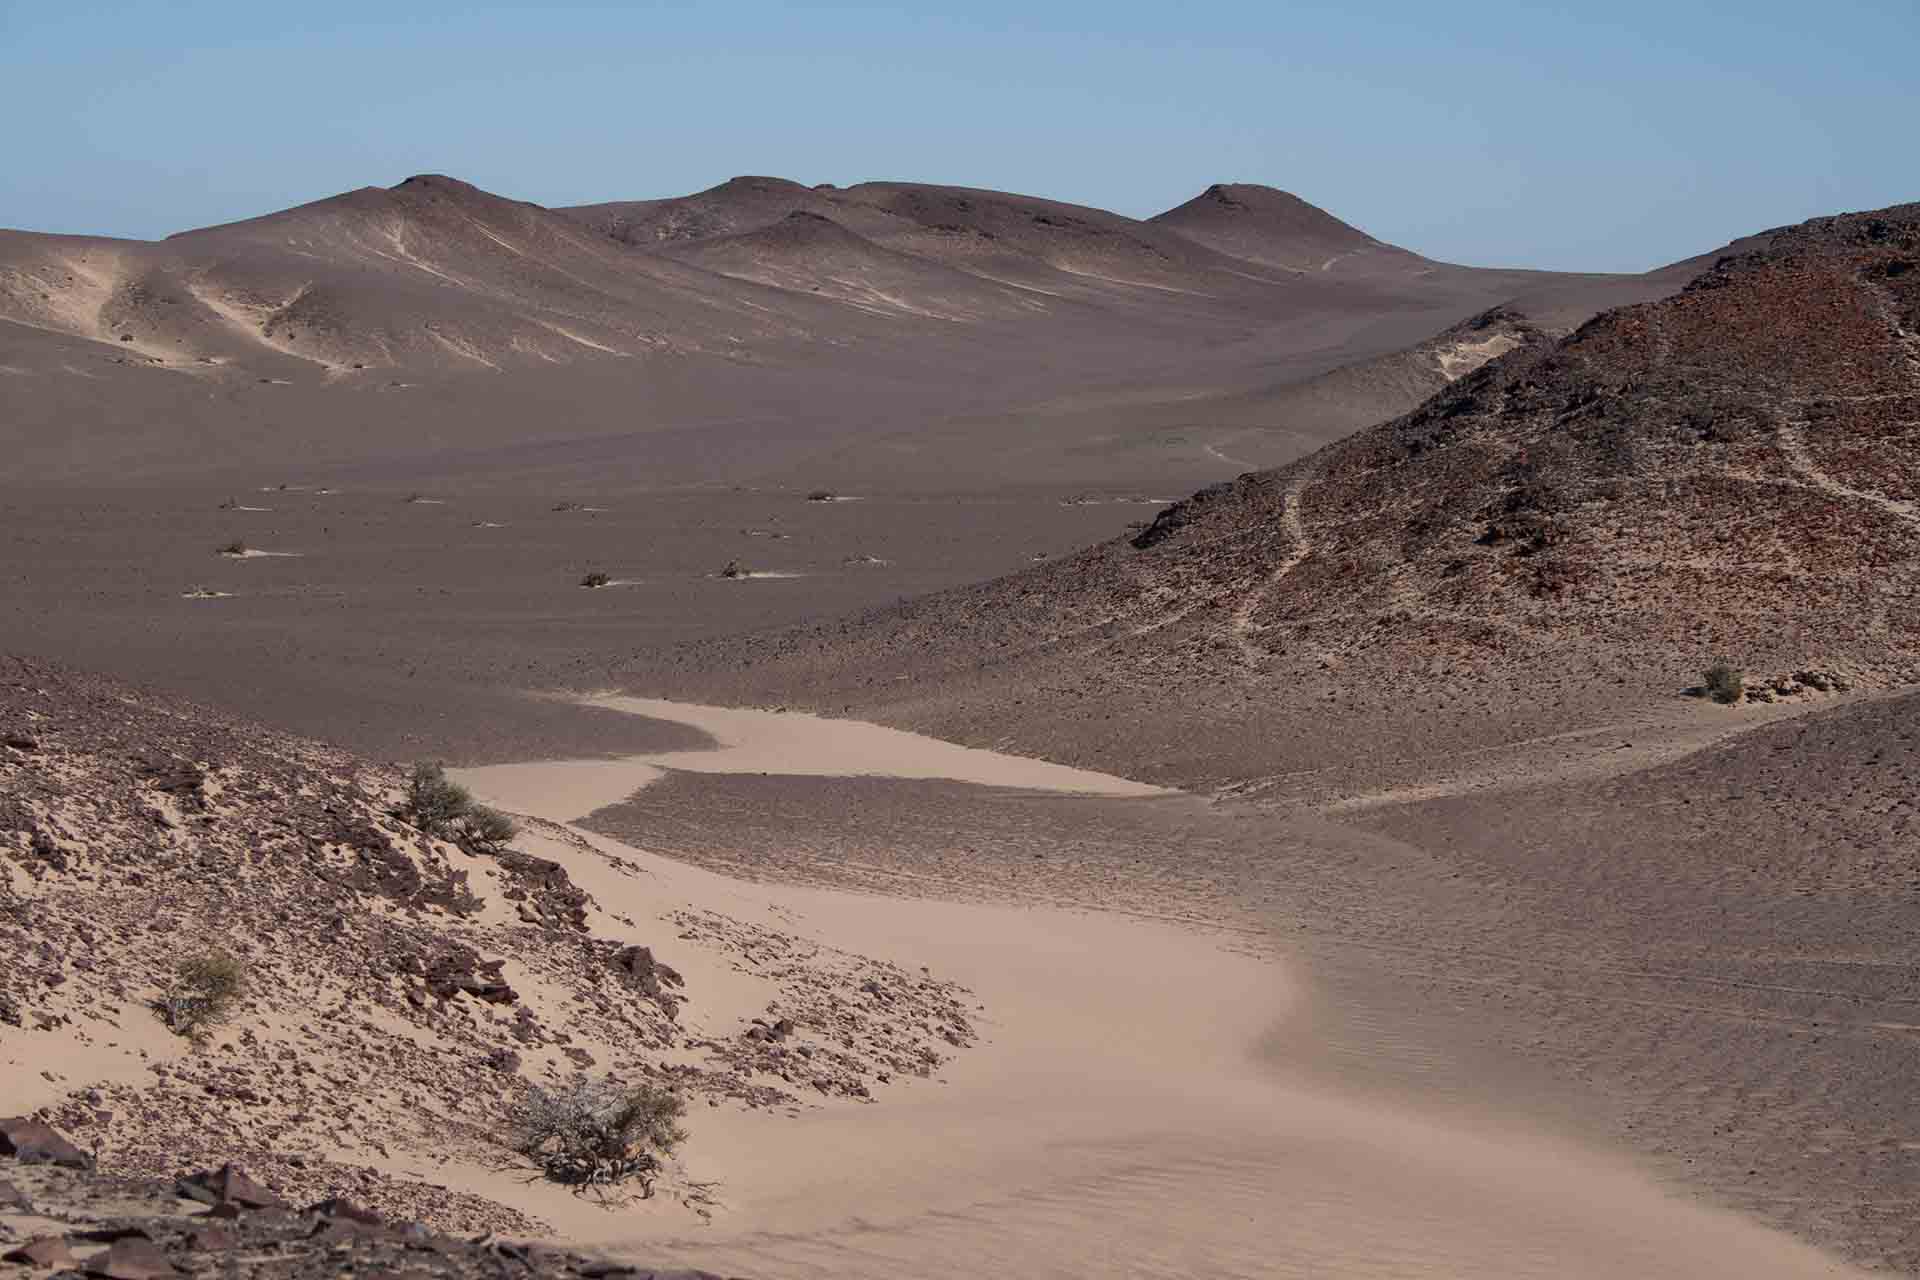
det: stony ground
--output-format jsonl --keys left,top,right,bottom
{"left": 0, "top": 1130, "right": 734, "bottom": 1280}
{"left": 0, "top": 656, "right": 975, "bottom": 1236}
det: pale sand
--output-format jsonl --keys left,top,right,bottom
{"left": 450, "top": 694, "right": 1172, "bottom": 814}
{"left": 443, "top": 702, "right": 1864, "bottom": 1278}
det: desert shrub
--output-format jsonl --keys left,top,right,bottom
{"left": 217, "top": 539, "right": 247, "bottom": 556}
{"left": 719, "top": 559, "right": 748, "bottom": 579}
{"left": 159, "top": 948, "right": 248, "bottom": 1039}
{"left": 509, "top": 1076, "right": 687, "bottom": 1193}
{"left": 580, "top": 571, "right": 611, "bottom": 589}
{"left": 1703, "top": 661, "right": 1744, "bottom": 704}
{"left": 461, "top": 804, "right": 519, "bottom": 852}
{"left": 404, "top": 491, "right": 425, "bottom": 504}
{"left": 405, "top": 761, "right": 473, "bottom": 836}
{"left": 806, "top": 489, "right": 834, "bottom": 502}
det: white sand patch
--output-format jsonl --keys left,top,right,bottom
{"left": 233, "top": 505, "right": 273, "bottom": 512}
{"left": 471, "top": 521, "right": 507, "bottom": 528}
{"left": 180, "top": 589, "right": 233, "bottom": 599}
{"left": 1435, "top": 332, "right": 1524, "bottom": 380}
{"left": 219, "top": 549, "right": 302, "bottom": 559}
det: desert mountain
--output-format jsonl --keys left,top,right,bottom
{"left": 622, "top": 201, "right": 1920, "bottom": 791}
{"left": 1149, "top": 182, "right": 1421, "bottom": 276}
{"left": 1, "top": 174, "right": 1687, "bottom": 491}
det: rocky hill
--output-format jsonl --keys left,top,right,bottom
{"left": 0, "top": 656, "right": 976, "bottom": 1236}
{"left": 618, "top": 201, "right": 1920, "bottom": 792}
{"left": 1148, "top": 182, "right": 1421, "bottom": 276}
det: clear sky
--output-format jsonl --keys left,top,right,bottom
{"left": 2, "top": 0, "right": 1913, "bottom": 271}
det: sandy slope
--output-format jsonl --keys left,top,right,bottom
{"left": 450, "top": 701, "right": 1862, "bottom": 1278}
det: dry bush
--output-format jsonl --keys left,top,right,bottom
{"left": 1704, "top": 661, "right": 1744, "bottom": 705}
{"left": 509, "top": 1076, "right": 687, "bottom": 1195}
{"left": 405, "top": 761, "right": 473, "bottom": 836}
{"left": 159, "top": 948, "right": 248, "bottom": 1039}
{"left": 580, "top": 571, "right": 611, "bottom": 589}
{"left": 461, "top": 804, "right": 519, "bottom": 852}
{"left": 216, "top": 539, "right": 247, "bottom": 556}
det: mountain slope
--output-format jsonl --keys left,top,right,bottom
{"left": 618, "top": 201, "right": 1920, "bottom": 790}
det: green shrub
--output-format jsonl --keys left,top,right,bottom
{"left": 405, "top": 762, "right": 473, "bottom": 836}
{"left": 1704, "top": 662, "right": 1744, "bottom": 705}
{"left": 159, "top": 948, "right": 248, "bottom": 1039}
{"left": 510, "top": 1076, "right": 687, "bottom": 1193}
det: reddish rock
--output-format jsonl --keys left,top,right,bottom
{"left": 3, "top": 1237, "right": 74, "bottom": 1268}
{"left": 85, "top": 1238, "right": 178, "bottom": 1280}
{"left": 0, "top": 1116, "right": 92, "bottom": 1169}
{"left": 306, "top": 1196, "right": 383, "bottom": 1225}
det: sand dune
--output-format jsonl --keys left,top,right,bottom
{"left": 447, "top": 699, "right": 1863, "bottom": 1278}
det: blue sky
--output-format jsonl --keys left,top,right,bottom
{"left": 2, "top": 0, "right": 1913, "bottom": 270}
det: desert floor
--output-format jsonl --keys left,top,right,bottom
{"left": 433, "top": 698, "right": 1865, "bottom": 1279}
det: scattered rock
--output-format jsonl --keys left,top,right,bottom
{"left": 175, "top": 1164, "right": 286, "bottom": 1212}
{"left": 85, "top": 1237, "right": 178, "bottom": 1280}
{"left": 0, "top": 1117, "right": 93, "bottom": 1169}
{"left": 3, "top": 1237, "right": 74, "bottom": 1268}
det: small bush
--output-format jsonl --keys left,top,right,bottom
{"left": 461, "top": 804, "right": 519, "bottom": 852}
{"left": 405, "top": 491, "right": 426, "bottom": 504}
{"left": 719, "top": 559, "right": 748, "bottom": 579}
{"left": 159, "top": 948, "right": 248, "bottom": 1039}
{"left": 806, "top": 489, "right": 834, "bottom": 502}
{"left": 217, "top": 539, "right": 247, "bottom": 556}
{"left": 1704, "top": 662, "right": 1744, "bottom": 704}
{"left": 510, "top": 1076, "right": 687, "bottom": 1193}
{"left": 405, "top": 761, "right": 473, "bottom": 836}
{"left": 580, "top": 571, "right": 611, "bottom": 589}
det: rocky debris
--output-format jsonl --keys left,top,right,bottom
{"left": 0, "top": 1154, "right": 740, "bottom": 1280}
{"left": 492, "top": 850, "right": 592, "bottom": 932}
{"left": 609, "top": 945, "right": 684, "bottom": 1002}
{"left": 0, "top": 654, "right": 980, "bottom": 1236}
{"left": 419, "top": 946, "right": 519, "bottom": 1004}
{"left": 670, "top": 909, "right": 975, "bottom": 1101}
{"left": 0, "top": 1118, "right": 92, "bottom": 1170}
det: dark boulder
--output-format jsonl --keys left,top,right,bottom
{"left": 175, "top": 1163, "right": 287, "bottom": 1211}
